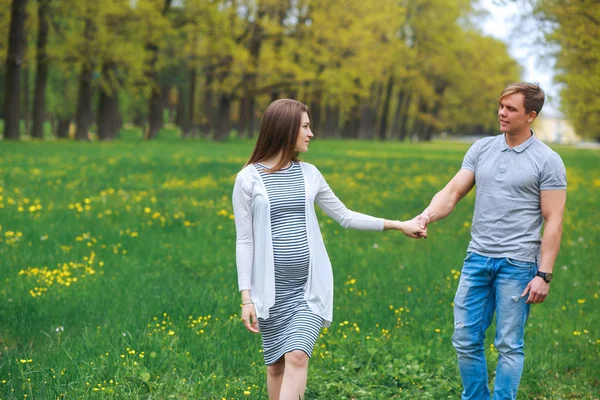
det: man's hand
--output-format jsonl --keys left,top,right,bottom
{"left": 521, "top": 276, "right": 550, "bottom": 304}
{"left": 415, "top": 211, "right": 429, "bottom": 228}
{"left": 396, "top": 219, "right": 428, "bottom": 239}
{"left": 414, "top": 211, "right": 430, "bottom": 238}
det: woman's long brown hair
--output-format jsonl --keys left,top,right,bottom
{"left": 246, "top": 99, "right": 310, "bottom": 173}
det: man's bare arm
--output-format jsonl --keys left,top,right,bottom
{"left": 521, "top": 189, "right": 566, "bottom": 304}
{"left": 538, "top": 190, "right": 566, "bottom": 274}
{"left": 418, "top": 169, "right": 476, "bottom": 227}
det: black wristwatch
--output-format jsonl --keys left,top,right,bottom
{"left": 536, "top": 271, "right": 553, "bottom": 283}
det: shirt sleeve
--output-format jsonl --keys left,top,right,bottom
{"left": 314, "top": 169, "right": 384, "bottom": 231}
{"left": 461, "top": 140, "right": 480, "bottom": 173}
{"left": 540, "top": 152, "right": 567, "bottom": 191}
{"left": 232, "top": 172, "right": 254, "bottom": 291}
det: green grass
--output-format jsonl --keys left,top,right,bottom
{"left": 0, "top": 136, "right": 598, "bottom": 399}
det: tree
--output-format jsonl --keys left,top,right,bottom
{"left": 533, "top": 0, "right": 600, "bottom": 140}
{"left": 31, "top": 0, "right": 50, "bottom": 139}
{"left": 1, "top": 0, "right": 524, "bottom": 141}
{"left": 74, "top": 15, "right": 95, "bottom": 141}
{"left": 3, "top": 0, "right": 28, "bottom": 140}
{"left": 144, "top": 0, "right": 173, "bottom": 140}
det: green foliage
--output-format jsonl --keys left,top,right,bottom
{"left": 0, "top": 0, "right": 12, "bottom": 60}
{"left": 0, "top": 138, "right": 598, "bottom": 398}
{"left": 442, "top": 32, "right": 522, "bottom": 133}
{"left": 0, "top": 0, "right": 572, "bottom": 138}
{"left": 534, "top": 0, "right": 600, "bottom": 140}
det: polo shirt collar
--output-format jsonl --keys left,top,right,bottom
{"left": 501, "top": 129, "right": 537, "bottom": 153}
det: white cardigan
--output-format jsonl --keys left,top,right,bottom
{"left": 232, "top": 161, "right": 384, "bottom": 327}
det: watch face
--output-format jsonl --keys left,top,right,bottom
{"left": 545, "top": 273, "right": 553, "bottom": 283}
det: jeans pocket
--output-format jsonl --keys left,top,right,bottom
{"left": 464, "top": 251, "right": 474, "bottom": 262}
{"left": 506, "top": 257, "right": 534, "bottom": 269}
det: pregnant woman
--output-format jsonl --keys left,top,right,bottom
{"left": 232, "top": 99, "right": 425, "bottom": 400}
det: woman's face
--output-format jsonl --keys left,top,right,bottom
{"left": 295, "top": 112, "right": 313, "bottom": 153}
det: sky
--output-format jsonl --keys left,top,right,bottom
{"left": 476, "top": 0, "right": 560, "bottom": 114}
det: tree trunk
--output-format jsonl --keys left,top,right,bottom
{"left": 97, "top": 62, "right": 121, "bottom": 140}
{"left": 392, "top": 89, "right": 412, "bottom": 141}
{"left": 215, "top": 94, "right": 231, "bottom": 141}
{"left": 398, "top": 91, "right": 412, "bottom": 141}
{"left": 379, "top": 74, "right": 394, "bottom": 140}
{"left": 413, "top": 97, "right": 430, "bottom": 141}
{"left": 23, "top": 66, "right": 31, "bottom": 136}
{"left": 358, "top": 84, "right": 381, "bottom": 139}
{"left": 146, "top": 83, "right": 163, "bottom": 139}
{"left": 96, "top": 89, "right": 121, "bottom": 140}
{"left": 323, "top": 104, "right": 340, "bottom": 138}
{"left": 358, "top": 104, "right": 376, "bottom": 139}
{"left": 417, "top": 83, "right": 446, "bottom": 141}
{"left": 146, "top": 82, "right": 170, "bottom": 138}
{"left": 183, "top": 30, "right": 198, "bottom": 138}
{"left": 187, "top": 66, "right": 196, "bottom": 136}
{"left": 238, "top": 95, "right": 257, "bottom": 138}
{"left": 3, "top": 0, "right": 28, "bottom": 140}
{"left": 202, "top": 65, "right": 214, "bottom": 137}
{"left": 343, "top": 104, "right": 360, "bottom": 139}
{"left": 133, "top": 111, "right": 145, "bottom": 128}
{"left": 238, "top": 97, "right": 248, "bottom": 138}
{"left": 176, "top": 84, "right": 191, "bottom": 137}
{"left": 247, "top": 96, "right": 256, "bottom": 137}
{"left": 310, "top": 86, "right": 322, "bottom": 134}
{"left": 239, "top": 6, "right": 264, "bottom": 139}
{"left": 31, "top": 0, "right": 49, "bottom": 140}
{"left": 74, "top": 16, "right": 96, "bottom": 141}
{"left": 391, "top": 89, "right": 405, "bottom": 139}
{"left": 270, "top": 3, "right": 287, "bottom": 102}
{"left": 56, "top": 117, "right": 70, "bottom": 138}
{"left": 74, "top": 62, "right": 94, "bottom": 141}
{"left": 145, "top": 0, "right": 173, "bottom": 140}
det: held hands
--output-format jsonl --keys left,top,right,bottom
{"left": 395, "top": 218, "right": 427, "bottom": 239}
{"left": 415, "top": 211, "right": 430, "bottom": 231}
{"left": 410, "top": 211, "right": 430, "bottom": 239}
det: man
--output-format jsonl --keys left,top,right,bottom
{"left": 416, "top": 82, "right": 567, "bottom": 400}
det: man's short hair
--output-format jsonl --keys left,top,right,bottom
{"left": 500, "top": 82, "right": 545, "bottom": 115}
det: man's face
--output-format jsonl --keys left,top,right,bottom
{"left": 498, "top": 92, "right": 536, "bottom": 135}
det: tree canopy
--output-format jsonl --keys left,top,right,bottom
{"left": 0, "top": 0, "right": 541, "bottom": 140}
{"left": 533, "top": 0, "right": 600, "bottom": 140}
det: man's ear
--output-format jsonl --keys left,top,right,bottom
{"left": 527, "top": 111, "right": 537, "bottom": 123}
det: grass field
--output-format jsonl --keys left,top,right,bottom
{"left": 0, "top": 133, "right": 598, "bottom": 399}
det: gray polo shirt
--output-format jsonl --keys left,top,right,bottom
{"left": 462, "top": 132, "right": 567, "bottom": 263}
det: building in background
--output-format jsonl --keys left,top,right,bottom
{"left": 533, "top": 111, "right": 579, "bottom": 144}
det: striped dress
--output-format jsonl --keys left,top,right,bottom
{"left": 255, "top": 161, "right": 324, "bottom": 365}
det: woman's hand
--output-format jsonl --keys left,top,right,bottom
{"left": 396, "top": 219, "right": 427, "bottom": 239}
{"left": 241, "top": 303, "right": 259, "bottom": 333}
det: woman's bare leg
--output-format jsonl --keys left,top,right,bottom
{"left": 267, "top": 356, "right": 286, "bottom": 400}
{"left": 279, "top": 350, "right": 309, "bottom": 400}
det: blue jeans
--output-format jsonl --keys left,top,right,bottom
{"left": 452, "top": 252, "right": 537, "bottom": 400}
